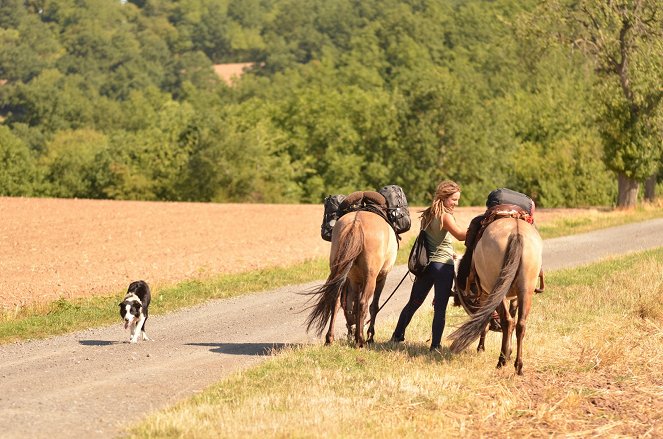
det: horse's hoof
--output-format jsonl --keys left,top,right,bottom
{"left": 477, "top": 345, "right": 485, "bottom": 352}
{"left": 515, "top": 361, "right": 523, "bottom": 375}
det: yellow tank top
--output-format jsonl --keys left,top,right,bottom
{"left": 424, "top": 216, "right": 454, "bottom": 265}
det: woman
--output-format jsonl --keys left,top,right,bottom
{"left": 390, "top": 180, "right": 466, "bottom": 351}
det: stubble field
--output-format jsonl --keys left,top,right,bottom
{"left": 1, "top": 196, "right": 583, "bottom": 311}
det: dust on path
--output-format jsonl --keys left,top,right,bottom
{"left": 1, "top": 218, "right": 662, "bottom": 439}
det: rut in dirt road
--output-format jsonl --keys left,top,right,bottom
{"left": 1, "top": 218, "right": 662, "bottom": 439}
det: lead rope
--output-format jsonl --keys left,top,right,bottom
{"left": 364, "top": 269, "right": 410, "bottom": 327}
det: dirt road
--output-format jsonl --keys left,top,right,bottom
{"left": 1, "top": 218, "right": 662, "bottom": 438}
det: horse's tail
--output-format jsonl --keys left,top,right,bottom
{"left": 448, "top": 231, "right": 523, "bottom": 353}
{"left": 305, "top": 218, "right": 364, "bottom": 336}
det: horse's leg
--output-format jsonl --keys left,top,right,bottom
{"left": 325, "top": 292, "right": 341, "bottom": 345}
{"left": 477, "top": 323, "right": 488, "bottom": 352}
{"left": 355, "top": 277, "right": 376, "bottom": 348}
{"left": 504, "top": 299, "right": 518, "bottom": 361}
{"left": 367, "top": 276, "right": 387, "bottom": 344}
{"left": 342, "top": 284, "right": 355, "bottom": 341}
{"left": 508, "top": 300, "right": 519, "bottom": 359}
{"left": 496, "top": 299, "right": 514, "bottom": 369}
{"left": 514, "top": 291, "right": 533, "bottom": 375}
{"left": 345, "top": 311, "right": 354, "bottom": 342}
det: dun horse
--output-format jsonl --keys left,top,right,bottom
{"left": 449, "top": 217, "right": 542, "bottom": 374}
{"left": 306, "top": 210, "right": 398, "bottom": 347}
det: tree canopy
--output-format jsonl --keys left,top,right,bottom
{"left": 1, "top": 0, "right": 661, "bottom": 207}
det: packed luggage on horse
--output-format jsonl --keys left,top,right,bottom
{"left": 450, "top": 188, "right": 544, "bottom": 375}
{"left": 309, "top": 185, "right": 411, "bottom": 347}
{"left": 320, "top": 185, "right": 411, "bottom": 242}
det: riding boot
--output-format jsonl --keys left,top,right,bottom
{"left": 456, "top": 215, "right": 484, "bottom": 292}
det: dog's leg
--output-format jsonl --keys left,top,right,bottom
{"left": 129, "top": 323, "right": 138, "bottom": 343}
{"left": 131, "top": 316, "right": 145, "bottom": 343}
{"left": 141, "top": 312, "right": 150, "bottom": 341}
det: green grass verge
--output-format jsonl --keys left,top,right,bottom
{"left": 536, "top": 204, "right": 663, "bottom": 238}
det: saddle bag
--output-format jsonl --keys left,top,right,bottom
{"left": 486, "top": 188, "right": 534, "bottom": 215}
{"left": 320, "top": 194, "right": 346, "bottom": 242}
{"left": 378, "top": 185, "right": 411, "bottom": 234}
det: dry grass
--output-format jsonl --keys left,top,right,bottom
{"left": 535, "top": 201, "right": 663, "bottom": 238}
{"left": 128, "top": 248, "right": 663, "bottom": 438}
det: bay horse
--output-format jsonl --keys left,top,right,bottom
{"left": 449, "top": 217, "right": 542, "bottom": 375}
{"left": 305, "top": 210, "right": 398, "bottom": 347}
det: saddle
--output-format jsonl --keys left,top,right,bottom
{"left": 475, "top": 204, "right": 534, "bottom": 244}
{"left": 339, "top": 191, "right": 401, "bottom": 243}
{"left": 339, "top": 190, "right": 387, "bottom": 214}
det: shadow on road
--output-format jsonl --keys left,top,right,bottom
{"left": 78, "top": 340, "right": 120, "bottom": 346}
{"left": 185, "top": 342, "right": 298, "bottom": 356}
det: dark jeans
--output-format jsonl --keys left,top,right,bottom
{"left": 392, "top": 262, "right": 454, "bottom": 349}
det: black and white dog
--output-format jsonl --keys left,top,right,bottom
{"left": 119, "top": 280, "right": 151, "bottom": 343}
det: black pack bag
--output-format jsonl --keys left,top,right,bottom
{"left": 321, "top": 194, "right": 346, "bottom": 241}
{"left": 486, "top": 188, "right": 534, "bottom": 215}
{"left": 407, "top": 230, "right": 429, "bottom": 276}
{"left": 378, "top": 185, "right": 411, "bottom": 234}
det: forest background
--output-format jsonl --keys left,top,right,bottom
{"left": 0, "top": 0, "right": 661, "bottom": 208}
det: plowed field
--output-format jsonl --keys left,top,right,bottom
{"left": 0, "top": 197, "right": 411, "bottom": 310}
{"left": 2, "top": 196, "right": 573, "bottom": 310}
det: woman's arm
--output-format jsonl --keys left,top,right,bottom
{"left": 442, "top": 213, "right": 467, "bottom": 241}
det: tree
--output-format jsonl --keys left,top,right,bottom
{"left": 39, "top": 129, "right": 109, "bottom": 199}
{"left": 0, "top": 12, "right": 61, "bottom": 82}
{"left": 555, "top": 0, "right": 663, "bottom": 207}
{"left": 0, "top": 126, "right": 37, "bottom": 196}
{"left": 98, "top": 100, "right": 198, "bottom": 201}
{"left": 5, "top": 70, "right": 97, "bottom": 133}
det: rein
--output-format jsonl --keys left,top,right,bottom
{"left": 364, "top": 269, "right": 409, "bottom": 327}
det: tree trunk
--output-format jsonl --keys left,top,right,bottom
{"left": 644, "top": 174, "right": 657, "bottom": 202}
{"left": 617, "top": 173, "right": 639, "bottom": 208}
